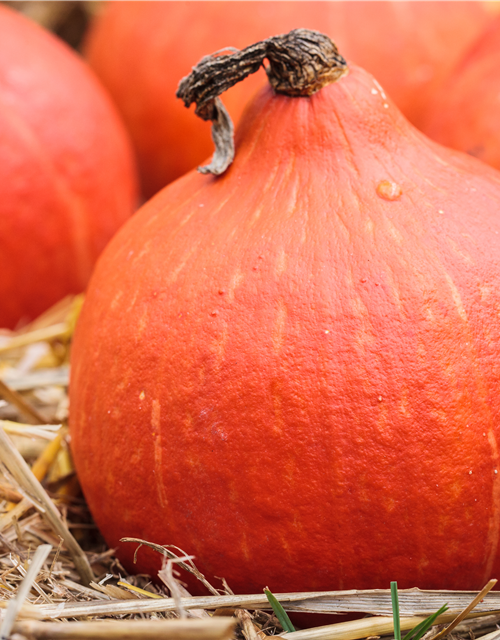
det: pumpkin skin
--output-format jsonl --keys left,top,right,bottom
{"left": 84, "top": 1, "right": 493, "bottom": 197}
{"left": 0, "top": 5, "right": 138, "bottom": 329}
{"left": 421, "top": 15, "right": 500, "bottom": 172}
{"left": 70, "top": 62, "right": 500, "bottom": 594}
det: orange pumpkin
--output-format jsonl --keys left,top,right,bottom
{"left": 71, "top": 31, "right": 500, "bottom": 594}
{"left": 421, "top": 14, "right": 500, "bottom": 172}
{"left": 0, "top": 5, "right": 138, "bottom": 329}
{"left": 84, "top": 1, "right": 492, "bottom": 197}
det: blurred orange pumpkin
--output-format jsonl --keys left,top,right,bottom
{"left": 0, "top": 4, "right": 138, "bottom": 329}
{"left": 421, "top": 14, "right": 500, "bottom": 172}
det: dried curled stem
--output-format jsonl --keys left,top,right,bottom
{"left": 177, "top": 29, "right": 348, "bottom": 176}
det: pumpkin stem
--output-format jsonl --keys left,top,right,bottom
{"left": 176, "top": 29, "right": 348, "bottom": 176}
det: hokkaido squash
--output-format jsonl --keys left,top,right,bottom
{"left": 84, "top": 1, "right": 493, "bottom": 196}
{"left": 421, "top": 14, "right": 500, "bottom": 172}
{"left": 70, "top": 30, "right": 500, "bottom": 595}
{"left": 0, "top": 5, "right": 138, "bottom": 330}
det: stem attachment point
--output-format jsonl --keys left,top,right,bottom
{"left": 177, "top": 29, "right": 348, "bottom": 176}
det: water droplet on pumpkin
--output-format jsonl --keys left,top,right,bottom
{"left": 218, "top": 289, "right": 225, "bottom": 295}
{"left": 376, "top": 180, "right": 402, "bottom": 201}
{"left": 360, "top": 278, "right": 367, "bottom": 283}
{"left": 139, "top": 391, "right": 145, "bottom": 400}
{"left": 378, "top": 396, "right": 383, "bottom": 402}
{"left": 211, "top": 310, "right": 218, "bottom": 316}
{"left": 469, "top": 470, "right": 473, "bottom": 475}
{"left": 495, "top": 470, "right": 498, "bottom": 474}
{"left": 438, "top": 209, "right": 444, "bottom": 214}
{"left": 371, "top": 88, "right": 378, "bottom": 95}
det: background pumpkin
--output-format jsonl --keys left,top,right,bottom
{"left": 421, "top": 14, "right": 500, "bottom": 172}
{"left": 0, "top": 4, "right": 138, "bottom": 330}
{"left": 83, "top": 0, "right": 494, "bottom": 197}
{"left": 70, "top": 31, "right": 500, "bottom": 595}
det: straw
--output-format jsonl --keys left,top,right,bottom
{"left": 0, "top": 426, "right": 94, "bottom": 585}
{"left": 0, "top": 543, "right": 52, "bottom": 639}
{"left": 11, "top": 617, "right": 236, "bottom": 639}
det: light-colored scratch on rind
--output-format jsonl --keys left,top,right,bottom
{"left": 446, "top": 237, "right": 473, "bottom": 266}
{"left": 444, "top": 272, "right": 467, "bottom": 322}
{"left": 152, "top": 399, "right": 168, "bottom": 509}
{"left": 169, "top": 188, "right": 241, "bottom": 283}
{"left": 167, "top": 239, "right": 203, "bottom": 284}
{"left": 227, "top": 267, "right": 245, "bottom": 302}
{"left": 110, "top": 290, "right": 123, "bottom": 311}
{"left": 275, "top": 248, "right": 287, "bottom": 277}
{"left": 386, "top": 220, "right": 404, "bottom": 246}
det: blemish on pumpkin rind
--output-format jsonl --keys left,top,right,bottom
{"left": 384, "top": 496, "right": 396, "bottom": 513}
{"left": 137, "top": 307, "right": 149, "bottom": 338}
{"left": 446, "top": 237, "right": 473, "bottom": 265}
{"left": 167, "top": 240, "right": 203, "bottom": 284}
{"left": 240, "top": 532, "right": 251, "bottom": 562}
{"left": 151, "top": 399, "right": 168, "bottom": 508}
{"left": 479, "top": 283, "right": 492, "bottom": 302}
{"left": 227, "top": 268, "right": 245, "bottom": 301}
{"left": 110, "top": 289, "right": 123, "bottom": 310}
{"left": 376, "top": 180, "right": 403, "bottom": 201}
{"left": 126, "top": 290, "right": 139, "bottom": 313}
{"left": 275, "top": 248, "right": 287, "bottom": 277}
{"left": 444, "top": 273, "right": 468, "bottom": 322}
{"left": 364, "top": 218, "right": 375, "bottom": 235}
{"left": 136, "top": 239, "right": 152, "bottom": 261}
{"left": 386, "top": 222, "right": 404, "bottom": 246}
{"left": 399, "top": 388, "right": 410, "bottom": 417}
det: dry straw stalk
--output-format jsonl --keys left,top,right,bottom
{"left": 282, "top": 611, "right": 500, "bottom": 640}
{"left": 37, "top": 589, "right": 500, "bottom": 620}
{"left": 0, "top": 426, "right": 94, "bottom": 585}
{"left": 11, "top": 617, "right": 235, "bottom": 639}
{"left": 0, "top": 323, "right": 68, "bottom": 355}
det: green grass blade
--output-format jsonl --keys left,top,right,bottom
{"left": 403, "top": 604, "right": 448, "bottom": 640}
{"left": 264, "top": 587, "right": 296, "bottom": 633}
{"left": 391, "top": 582, "right": 401, "bottom": 640}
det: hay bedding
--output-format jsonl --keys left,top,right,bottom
{"left": 1, "top": 3, "right": 500, "bottom": 638}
